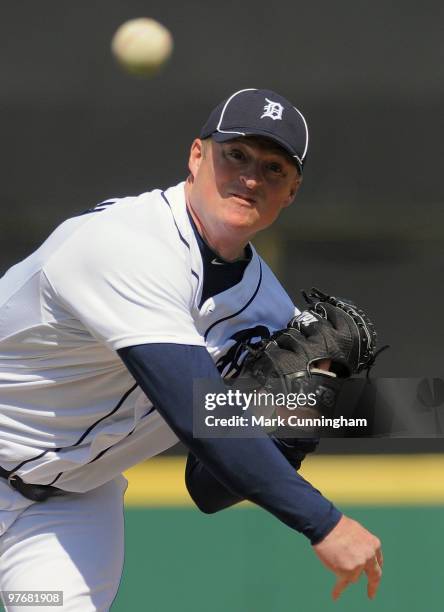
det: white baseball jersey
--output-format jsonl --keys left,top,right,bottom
{"left": 0, "top": 182, "right": 298, "bottom": 501}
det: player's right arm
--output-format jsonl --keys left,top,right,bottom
{"left": 118, "top": 342, "right": 383, "bottom": 601}
{"left": 185, "top": 438, "right": 318, "bottom": 513}
{"left": 118, "top": 342, "right": 340, "bottom": 544}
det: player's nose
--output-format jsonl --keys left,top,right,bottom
{"left": 241, "top": 177, "right": 259, "bottom": 190}
{"left": 239, "top": 163, "right": 262, "bottom": 190}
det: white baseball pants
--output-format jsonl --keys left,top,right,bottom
{"left": 0, "top": 476, "right": 127, "bottom": 612}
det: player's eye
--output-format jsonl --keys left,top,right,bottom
{"left": 267, "top": 162, "right": 285, "bottom": 175}
{"left": 227, "top": 148, "right": 246, "bottom": 161}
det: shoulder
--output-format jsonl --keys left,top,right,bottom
{"left": 47, "top": 183, "right": 189, "bottom": 261}
{"left": 43, "top": 182, "right": 196, "bottom": 290}
{"left": 87, "top": 184, "right": 187, "bottom": 239}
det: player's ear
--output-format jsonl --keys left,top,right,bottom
{"left": 188, "top": 139, "right": 204, "bottom": 178}
{"left": 283, "top": 177, "right": 302, "bottom": 207}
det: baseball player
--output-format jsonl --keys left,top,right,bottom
{"left": 0, "top": 88, "right": 382, "bottom": 611}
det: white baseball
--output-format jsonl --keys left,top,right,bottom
{"left": 111, "top": 18, "right": 173, "bottom": 76}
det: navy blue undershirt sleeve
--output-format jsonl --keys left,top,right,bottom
{"left": 185, "top": 451, "right": 243, "bottom": 513}
{"left": 185, "top": 439, "right": 318, "bottom": 514}
{"left": 118, "top": 343, "right": 341, "bottom": 544}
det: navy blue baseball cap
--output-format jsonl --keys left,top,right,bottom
{"left": 200, "top": 88, "right": 309, "bottom": 174}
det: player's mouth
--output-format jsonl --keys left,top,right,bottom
{"left": 229, "top": 193, "right": 257, "bottom": 206}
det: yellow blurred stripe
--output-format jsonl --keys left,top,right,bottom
{"left": 123, "top": 454, "right": 444, "bottom": 507}
{"left": 124, "top": 456, "right": 190, "bottom": 506}
{"left": 300, "top": 454, "right": 444, "bottom": 505}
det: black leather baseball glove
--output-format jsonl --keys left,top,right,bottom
{"left": 238, "top": 286, "right": 382, "bottom": 391}
{"left": 286, "top": 287, "right": 380, "bottom": 377}
{"left": 234, "top": 287, "right": 385, "bottom": 450}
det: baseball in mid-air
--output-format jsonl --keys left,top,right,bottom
{"left": 111, "top": 18, "right": 173, "bottom": 77}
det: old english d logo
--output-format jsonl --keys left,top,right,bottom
{"left": 261, "top": 98, "right": 284, "bottom": 121}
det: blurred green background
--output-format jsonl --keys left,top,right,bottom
{"left": 107, "top": 456, "right": 444, "bottom": 611}
{"left": 113, "top": 505, "right": 444, "bottom": 612}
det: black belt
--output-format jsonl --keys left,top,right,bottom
{"left": 0, "top": 467, "right": 65, "bottom": 502}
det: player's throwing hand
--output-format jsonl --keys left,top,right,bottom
{"left": 312, "top": 515, "right": 383, "bottom": 600}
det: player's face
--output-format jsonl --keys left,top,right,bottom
{"left": 187, "top": 136, "right": 301, "bottom": 252}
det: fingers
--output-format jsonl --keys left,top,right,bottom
{"left": 313, "top": 516, "right": 383, "bottom": 602}
{"left": 376, "top": 546, "right": 384, "bottom": 569}
{"left": 332, "top": 577, "right": 349, "bottom": 601}
{"left": 331, "top": 552, "right": 383, "bottom": 601}
{"left": 365, "top": 555, "right": 383, "bottom": 600}
{"left": 314, "top": 358, "right": 332, "bottom": 371}
{"left": 331, "top": 569, "right": 361, "bottom": 601}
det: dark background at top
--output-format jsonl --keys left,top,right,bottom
{"left": 1, "top": 2, "right": 443, "bottom": 450}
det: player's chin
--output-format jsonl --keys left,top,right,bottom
{"left": 225, "top": 198, "right": 259, "bottom": 221}
{"left": 223, "top": 207, "right": 259, "bottom": 231}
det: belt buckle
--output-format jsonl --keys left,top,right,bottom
{"left": 7, "top": 473, "right": 18, "bottom": 485}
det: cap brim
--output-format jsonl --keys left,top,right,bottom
{"left": 210, "top": 129, "right": 303, "bottom": 174}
